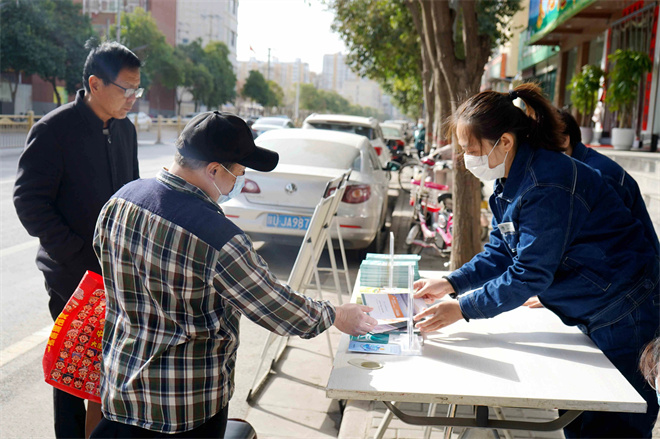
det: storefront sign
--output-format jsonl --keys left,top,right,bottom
{"left": 528, "top": 0, "right": 597, "bottom": 44}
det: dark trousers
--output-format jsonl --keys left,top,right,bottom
{"left": 90, "top": 405, "right": 229, "bottom": 438}
{"left": 54, "top": 387, "right": 87, "bottom": 438}
{"left": 563, "top": 284, "right": 659, "bottom": 438}
{"left": 49, "top": 284, "right": 88, "bottom": 438}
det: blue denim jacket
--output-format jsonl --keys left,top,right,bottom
{"left": 572, "top": 142, "right": 659, "bottom": 255}
{"left": 448, "top": 143, "right": 658, "bottom": 333}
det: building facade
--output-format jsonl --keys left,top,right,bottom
{"left": 519, "top": 0, "right": 659, "bottom": 150}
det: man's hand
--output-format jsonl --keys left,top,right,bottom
{"left": 334, "top": 304, "right": 378, "bottom": 336}
{"left": 523, "top": 296, "right": 544, "bottom": 308}
{"left": 413, "top": 300, "right": 464, "bottom": 333}
{"left": 413, "top": 277, "right": 455, "bottom": 304}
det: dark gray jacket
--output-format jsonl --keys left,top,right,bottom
{"left": 14, "top": 90, "right": 139, "bottom": 315}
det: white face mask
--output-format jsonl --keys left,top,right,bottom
{"left": 463, "top": 138, "right": 508, "bottom": 181}
{"left": 212, "top": 165, "right": 245, "bottom": 204}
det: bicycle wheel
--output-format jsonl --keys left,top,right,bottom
{"left": 398, "top": 162, "right": 418, "bottom": 193}
{"left": 405, "top": 223, "right": 424, "bottom": 255}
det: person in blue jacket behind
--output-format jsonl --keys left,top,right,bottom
{"left": 413, "top": 83, "right": 659, "bottom": 438}
{"left": 559, "top": 108, "right": 659, "bottom": 255}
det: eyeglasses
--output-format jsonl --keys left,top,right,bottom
{"left": 109, "top": 81, "right": 144, "bottom": 99}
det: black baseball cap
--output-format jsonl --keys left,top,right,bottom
{"left": 176, "top": 111, "right": 279, "bottom": 172}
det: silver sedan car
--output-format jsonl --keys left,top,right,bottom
{"left": 222, "top": 129, "right": 391, "bottom": 251}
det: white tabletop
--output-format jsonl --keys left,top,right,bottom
{"left": 326, "top": 270, "right": 646, "bottom": 413}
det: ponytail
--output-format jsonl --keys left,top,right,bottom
{"left": 447, "top": 82, "right": 566, "bottom": 152}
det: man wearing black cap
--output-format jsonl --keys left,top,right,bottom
{"left": 91, "top": 112, "right": 376, "bottom": 438}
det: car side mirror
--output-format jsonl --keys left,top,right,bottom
{"left": 385, "top": 161, "right": 401, "bottom": 171}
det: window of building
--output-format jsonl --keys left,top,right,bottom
{"left": 231, "top": 30, "right": 236, "bottom": 48}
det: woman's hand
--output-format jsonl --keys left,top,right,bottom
{"left": 523, "top": 296, "right": 544, "bottom": 308}
{"left": 413, "top": 277, "right": 455, "bottom": 304}
{"left": 413, "top": 300, "right": 464, "bottom": 333}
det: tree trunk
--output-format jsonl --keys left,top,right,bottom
{"left": 416, "top": 0, "right": 490, "bottom": 269}
{"left": 406, "top": 0, "right": 435, "bottom": 153}
{"left": 5, "top": 72, "right": 19, "bottom": 110}
{"left": 49, "top": 78, "right": 62, "bottom": 107}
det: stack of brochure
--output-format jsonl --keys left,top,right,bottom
{"left": 359, "top": 253, "right": 421, "bottom": 288}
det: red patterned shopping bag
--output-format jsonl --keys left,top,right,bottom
{"left": 43, "top": 271, "right": 105, "bottom": 403}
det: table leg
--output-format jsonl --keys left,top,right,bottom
{"left": 423, "top": 403, "right": 438, "bottom": 439}
{"left": 492, "top": 407, "right": 512, "bottom": 439}
{"left": 375, "top": 401, "right": 399, "bottom": 439}
{"left": 444, "top": 404, "right": 457, "bottom": 439}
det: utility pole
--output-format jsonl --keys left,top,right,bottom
{"left": 267, "top": 48, "right": 271, "bottom": 81}
{"left": 115, "top": 0, "right": 121, "bottom": 42}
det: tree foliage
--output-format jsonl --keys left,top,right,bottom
{"left": 328, "top": 0, "right": 422, "bottom": 118}
{"left": 115, "top": 7, "right": 180, "bottom": 93}
{"left": 202, "top": 41, "right": 236, "bottom": 108}
{"left": 330, "top": 0, "right": 522, "bottom": 267}
{"left": 118, "top": 10, "right": 235, "bottom": 111}
{"left": 0, "top": 0, "right": 96, "bottom": 107}
{"left": 242, "top": 70, "right": 270, "bottom": 106}
{"left": 299, "top": 83, "right": 386, "bottom": 120}
{"left": 266, "top": 80, "right": 284, "bottom": 108}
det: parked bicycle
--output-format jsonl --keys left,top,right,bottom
{"left": 404, "top": 156, "right": 454, "bottom": 255}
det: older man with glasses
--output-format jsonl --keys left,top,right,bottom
{"left": 13, "top": 41, "right": 142, "bottom": 439}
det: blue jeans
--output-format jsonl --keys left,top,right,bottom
{"left": 563, "top": 279, "right": 659, "bottom": 438}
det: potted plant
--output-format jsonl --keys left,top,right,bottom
{"left": 605, "top": 49, "right": 652, "bottom": 150}
{"left": 568, "top": 64, "right": 604, "bottom": 144}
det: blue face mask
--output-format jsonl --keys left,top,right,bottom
{"left": 212, "top": 165, "right": 245, "bottom": 205}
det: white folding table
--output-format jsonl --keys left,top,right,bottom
{"left": 326, "top": 270, "right": 647, "bottom": 434}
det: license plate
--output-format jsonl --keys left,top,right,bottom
{"left": 266, "top": 214, "right": 311, "bottom": 230}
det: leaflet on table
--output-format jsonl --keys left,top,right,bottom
{"left": 350, "top": 333, "right": 390, "bottom": 344}
{"left": 348, "top": 340, "right": 402, "bottom": 355}
{"left": 361, "top": 288, "right": 426, "bottom": 320}
{"left": 360, "top": 288, "right": 426, "bottom": 334}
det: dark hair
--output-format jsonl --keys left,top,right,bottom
{"left": 639, "top": 337, "right": 660, "bottom": 388}
{"left": 174, "top": 151, "right": 234, "bottom": 171}
{"left": 447, "top": 83, "right": 566, "bottom": 152}
{"left": 82, "top": 40, "right": 142, "bottom": 92}
{"left": 557, "top": 108, "right": 581, "bottom": 149}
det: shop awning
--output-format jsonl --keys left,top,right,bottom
{"left": 529, "top": 0, "right": 639, "bottom": 47}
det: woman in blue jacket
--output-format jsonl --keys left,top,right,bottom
{"left": 413, "top": 83, "right": 659, "bottom": 438}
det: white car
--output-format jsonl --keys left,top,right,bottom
{"left": 302, "top": 114, "right": 392, "bottom": 170}
{"left": 380, "top": 122, "right": 406, "bottom": 154}
{"left": 222, "top": 129, "right": 391, "bottom": 251}
{"left": 252, "top": 116, "right": 295, "bottom": 137}
{"left": 384, "top": 119, "right": 412, "bottom": 142}
{"left": 127, "top": 112, "right": 152, "bottom": 131}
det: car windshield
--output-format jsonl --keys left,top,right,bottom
{"left": 381, "top": 126, "right": 401, "bottom": 138}
{"left": 257, "top": 138, "right": 360, "bottom": 169}
{"left": 308, "top": 122, "right": 374, "bottom": 140}
{"left": 255, "top": 117, "right": 288, "bottom": 126}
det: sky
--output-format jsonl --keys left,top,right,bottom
{"left": 236, "top": 0, "right": 347, "bottom": 74}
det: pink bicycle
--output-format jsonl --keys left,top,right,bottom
{"left": 404, "top": 157, "right": 453, "bottom": 255}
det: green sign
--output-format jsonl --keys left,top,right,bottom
{"left": 519, "top": 30, "right": 559, "bottom": 71}
{"left": 528, "top": 0, "right": 597, "bottom": 44}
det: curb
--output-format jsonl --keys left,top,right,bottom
{"left": 338, "top": 400, "right": 374, "bottom": 439}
